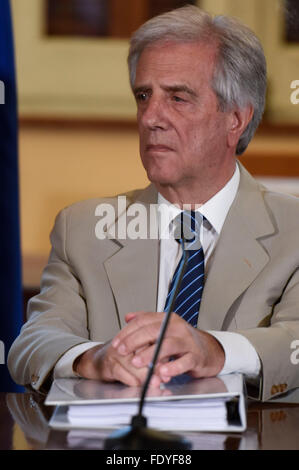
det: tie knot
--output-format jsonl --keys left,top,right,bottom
{"left": 173, "top": 211, "right": 203, "bottom": 251}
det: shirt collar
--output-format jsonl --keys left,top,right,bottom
{"left": 158, "top": 163, "right": 240, "bottom": 236}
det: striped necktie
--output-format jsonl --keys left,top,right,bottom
{"left": 164, "top": 211, "right": 205, "bottom": 327}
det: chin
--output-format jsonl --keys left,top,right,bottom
{"left": 142, "top": 154, "right": 179, "bottom": 184}
{"left": 146, "top": 170, "right": 179, "bottom": 187}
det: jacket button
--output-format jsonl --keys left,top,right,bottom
{"left": 31, "top": 374, "right": 39, "bottom": 385}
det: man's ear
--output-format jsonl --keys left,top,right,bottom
{"left": 227, "top": 105, "right": 254, "bottom": 149}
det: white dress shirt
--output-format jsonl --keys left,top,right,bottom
{"left": 55, "top": 164, "right": 261, "bottom": 380}
{"left": 156, "top": 164, "right": 260, "bottom": 378}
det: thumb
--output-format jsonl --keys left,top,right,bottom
{"left": 124, "top": 311, "right": 145, "bottom": 323}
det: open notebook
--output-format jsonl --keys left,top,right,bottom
{"left": 46, "top": 373, "right": 247, "bottom": 433}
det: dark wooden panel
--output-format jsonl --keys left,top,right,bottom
{"left": 285, "top": 0, "right": 299, "bottom": 43}
{"left": 241, "top": 152, "right": 299, "bottom": 177}
{"left": 108, "top": 0, "right": 148, "bottom": 39}
{"left": 19, "top": 116, "right": 299, "bottom": 136}
{"left": 46, "top": 0, "right": 109, "bottom": 37}
{"left": 19, "top": 116, "right": 138, "bottom": 131}
{"left": 45, "top": 0, "right": 198, "bottom": 39}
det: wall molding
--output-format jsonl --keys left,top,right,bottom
{"left": 19, "top": 115, "right": 298, "bottom": 135}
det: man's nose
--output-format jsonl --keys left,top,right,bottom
{"left": 140, "top": 98, "right": 168, "bottom": 130}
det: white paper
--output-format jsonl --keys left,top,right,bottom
{"left": 67, "top": 398, "right": 229, "bottom": 431}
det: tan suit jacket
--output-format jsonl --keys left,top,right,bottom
{"left": 8, "top": 163, "right": 299, "bottom": 400}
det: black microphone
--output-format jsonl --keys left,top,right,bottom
{"left": 104, "top": 238, "right": 192, "bottom": 450}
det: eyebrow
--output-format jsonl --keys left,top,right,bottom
{"left": 133, "top": 84, "right": 198, "bottom": 99}
{"left": 163, "top": 84, "right": 198, "bottom": 99}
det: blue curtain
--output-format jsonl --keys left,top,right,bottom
{"left": 0, "top": 0, "right": 23, "bottom": 392}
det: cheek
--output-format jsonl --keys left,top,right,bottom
{"left": 191, "top": 116, "right": 227, "bottom": 149}
{"left": 138, "top": 128, "right": 147, "bottom": 152}
{"left": 182, "top": 121, "right": 227, "bottom": 168}
{"left": 183, "top": 126, "right": 204, "bottom": 156}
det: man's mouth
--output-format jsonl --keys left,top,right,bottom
{"left": 146, "top": 144, "right": 174, "bottom": 152}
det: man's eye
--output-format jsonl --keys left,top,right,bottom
{"left": 136, "top": 92, "right": 148, "bottom": 102}
{"left": 172, "top": 95, "right": 185, "bottom": 103}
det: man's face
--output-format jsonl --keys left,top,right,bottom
{"left": 134, "top": 41, "right": 234, "bottom": 192}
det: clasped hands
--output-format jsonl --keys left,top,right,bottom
{"left": 74, "top": 311, "right": 225, "bottom": 387}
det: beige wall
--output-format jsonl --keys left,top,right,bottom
{"left": 19, "top": 125, "right": 148, "bottom": 258}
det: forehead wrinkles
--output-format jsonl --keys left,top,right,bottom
{"left": 135, "top": 41, "right": 218, "bottom": 88}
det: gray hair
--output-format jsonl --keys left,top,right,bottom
{"left": 128, "top": 5, "right": 267, "bottom": 155}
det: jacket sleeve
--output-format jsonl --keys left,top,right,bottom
{"left": 238, "top": 267, "right": 299, "bottom": 401}
{"left": 8, "top": 208, "right": 92, "bottom": 391}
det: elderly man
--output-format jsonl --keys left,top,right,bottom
{"left": 8, "top": 6, "right": 299, "bottom": 401}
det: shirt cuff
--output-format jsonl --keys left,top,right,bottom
{"left": 54, "top": 342, "right": 102, "bottom": 379}
{"left": 208, "top": 331, "right": 261, "bottom": 379}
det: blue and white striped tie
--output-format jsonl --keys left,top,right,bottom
{"left": 164, "top": 211, "right": 205, "bottom": 327}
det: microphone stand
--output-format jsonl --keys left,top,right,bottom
{"left": 104, "top": 240, "right": 192, "bottom": 450}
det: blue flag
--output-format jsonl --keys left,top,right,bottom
{"left": 0, "top": 0, "right": 23, "bottom": 392}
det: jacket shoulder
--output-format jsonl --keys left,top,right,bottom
{"left": 262, "top": 186, "right": 299, "bottom": 211}
{"left": 56, "top": 187, "right": 148, "bottom": 223}
{"left": 261, "top": 186, "right": 299, "bottom": 232}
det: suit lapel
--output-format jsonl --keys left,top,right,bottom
{"left": 102, "top": 165, "right": 276, "bottom": 331}
{"left": 198, "top": 164, "right": 276, "bottom": 330}
{"left": 103, "top": 185, "right": 159, "bottom": 329}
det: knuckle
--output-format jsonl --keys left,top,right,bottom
{"left": 135, "top": 312, "right": 148, "bottom": 326}
{"left": 110, "top": 359, "right": 118, "bottom": 379}
{"left": 189, "top": 354, "right": 197, "bottom": 370}
{"left": 165, "top": 336, "right": 175, "bottom": 348}
{"left": 174, "top": 360, "right": 184, "bottom": 375}
{"left": 140, "top": 349, "right": 151, "bottom": 365}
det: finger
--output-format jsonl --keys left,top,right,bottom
{"left": 157, "top": 352, "right": 198, "bottom": 379}
{"left": 116, "top": 321, "right": 163, "bottom": 356}
{"left": 149, "top": 374, "right": 162, "bottom": 388}
{"left": 102, "top": 357, "right": 141, "bottom": 386}
{"left": 99, "top": 346, "right": 143, "bottom": 386}
{"left": 124, "top": 311, "right": 145, "bottom": 323}
{"left": 131, "top": 336, "right": 187, "bottom": 369}
{"left": 114, "top": 313, "right": 186, "bottom": 356}
{"left": 135, "top": 344, "right": 151, "bottom": 355}
{"left": 112, "top": 312, "right": 164, "bottom": 349}
{"left": 108, "top": 354, "right": 162, "bottom": 388}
